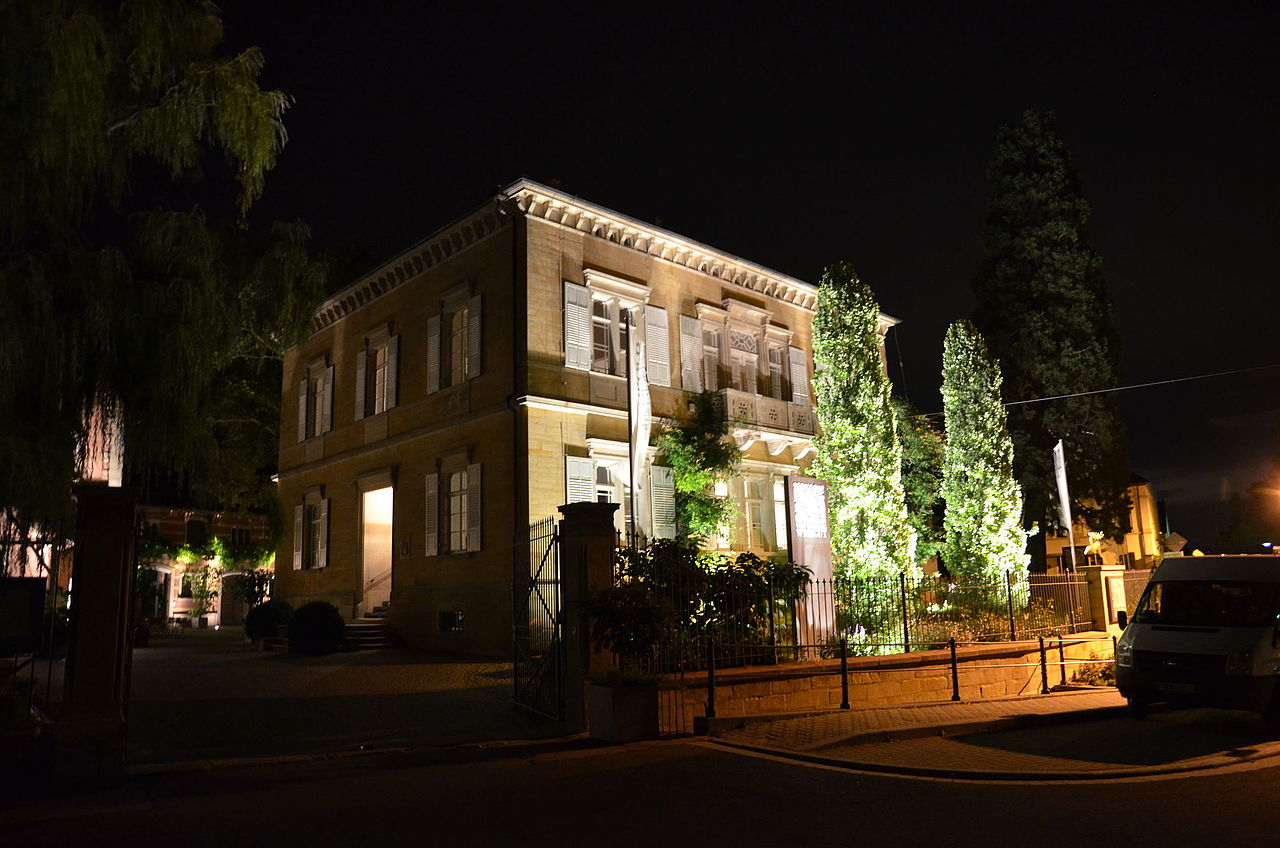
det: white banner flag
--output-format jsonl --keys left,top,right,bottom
{"left": 628, "top": 310, "right": 652, "bottom": 538}
{"left": 1052, "top": 439, "right": 1072, "bottom": 532}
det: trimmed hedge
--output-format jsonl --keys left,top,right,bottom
{"left": 244, "top": 599, "right": 294, "bottom": 640}
{"left": 287, "top": 601, "right": 345, "bottom": 655}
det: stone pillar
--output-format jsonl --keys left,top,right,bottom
{"left": 557, "top": 501, "right": 618, "bottom": 731}
{"left": 1080, "top": 562, "right": 1127, "bottom": 633}
{"left": 55, "top": 484, "right": 138, "bottom": 784}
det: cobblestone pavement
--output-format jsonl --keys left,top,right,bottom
{"left": 711, "top": 690, "right": 1280, "bottom": 778}
{"left": 122, "top": 628, "right": 566, "bottom": 765}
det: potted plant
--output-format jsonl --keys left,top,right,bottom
{"left": 583, "top": 579, "right": 675, "bottom": 742}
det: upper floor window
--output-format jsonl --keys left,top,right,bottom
{"left": 428, "top": 292, "right": 482, "bottom": 393}
{"left": 767, "top": 346, "right": 786, "bottom": 400}
{"left": 355, "top": 329, "right": 398, "bottom": 420}
{"left": 564, "top": 278, "right": 670, "bottom": 387}
{"left": 296, "top": 357, "right": 334, "bottom": 441}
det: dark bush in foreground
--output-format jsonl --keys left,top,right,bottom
{"left": 288, "top": 601, "right": 345, "bottom": 655}
{"left": 244, "top": 599, "right": 294, "bottom": 640}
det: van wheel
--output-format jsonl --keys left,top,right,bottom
{"left": 1127, "top": 698, "right": 1148, "bottom": 720}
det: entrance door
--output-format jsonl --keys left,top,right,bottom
{"left": 361, "top": 486, "right": 394, "bottom": 615}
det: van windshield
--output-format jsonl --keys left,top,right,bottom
{"left": 1133, "top": 580, "right": 1280, "bottom": 627}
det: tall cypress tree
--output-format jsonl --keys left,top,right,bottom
{"left": 971, "top": 110, "right": 1130, "bottom": 558}
{"left": 941, "top": 321, "right": 1028, "bottom": 583}
{"left": 811, "top": 262, "right": 916, "bottom": 579}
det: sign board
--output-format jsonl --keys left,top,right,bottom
{"left": 785, "top": 476, "right": 834, "bottom": 645}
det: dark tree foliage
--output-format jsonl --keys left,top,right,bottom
{"left": 971, "top": 110, "right": 1130, "bottom": 547}
{"left": 1215, "top": 461, "right": 1280, "bottom": 553}
{"left": 892, "top": 398, "right": 945, "bottom": 566}
{"left": 0, "top": 1, "right": 323, "bottom": 555}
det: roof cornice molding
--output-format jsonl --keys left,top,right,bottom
{"left": 503, "top": 179, "right": 819, "bottom": 311}
{"left": 311, "top": 202, "right": 510, "bottom": 331}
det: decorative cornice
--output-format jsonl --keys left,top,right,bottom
{"left": 311, "top": 202, "right": 510, "bottom": 331}
{"left": 503, "top": 179, "right": 820, "bottom": 311}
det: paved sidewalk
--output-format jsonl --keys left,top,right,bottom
{"left": 709, "top": 689, "right": 1280, "bottom": 779}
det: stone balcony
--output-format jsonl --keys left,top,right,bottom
{"left": 719, "top": 388, "right": 816, "bottom": 460}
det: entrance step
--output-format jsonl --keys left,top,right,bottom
{"left": 343, "top": 618, "right": 393, "bottom": 651}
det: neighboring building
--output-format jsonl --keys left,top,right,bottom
{"left": 275, "top": 179, "right": 897, "bottom": 656}
{"left": 135, "top": 506, "right": 272, "bottom": 627}
{"left": 1045, "top": 476, "right": 1166, "bottom": 572}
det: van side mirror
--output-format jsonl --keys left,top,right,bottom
{"left": 1116, "top": 610, "right": 1127, "bottom": 629}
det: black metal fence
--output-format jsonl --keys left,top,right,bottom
{"left": 513, "top": 517, "right": 563, "bottom": 719}
{"left": 625, "top": 543, "right": 1094, "bottom": 674}
{"left": 1123, "top": 567, "right": 1156, "bottom": 616}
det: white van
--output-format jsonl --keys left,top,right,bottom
{"left": 1116, "top": 555, "right": 1280, "bottom": 720}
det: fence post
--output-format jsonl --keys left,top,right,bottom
{"left": 705, "top": 639, "right": 717, "bottom": 719}
{"left": 840, "top": 637, "right": 850, "bottom": 710}
{"left": 1058, "top": 638, "right": 1068, "bottom": 686}
{"left": 899, "top": 572, "right": 910, "bottom": 653}
{"left": 1006, "top": 570, "right": 1017, "bottom": 641}
{"left": 1039, "top": 636, "right": 1050, "bottom": 694}
{"left": 949, "top": 638, "right": 961, "bottom": 701}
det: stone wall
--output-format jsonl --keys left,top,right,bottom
{"left": 659, "top": 634, "right": 1114, "bottom": 734}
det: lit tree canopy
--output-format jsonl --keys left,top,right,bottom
{"left": 893, "top": 397, "right": 946, "bottom": 566}
{"left": 971, "top": 109, "right": 1130, "bottom": 544}
{"left": 811, "top": 262, "right": 915, "bottom": 578}
{"left": 941, "top": 321, "right": 1029, "bottom": 582}
{"left": 0, "top": 0, "right": 318, "bottom": 542}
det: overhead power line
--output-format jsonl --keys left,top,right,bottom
{"left": 1002, "top": 363, "right": 1280, "bottom": 407}
{"left": 914, "top": 363, "right": 1280, "bottom": 418}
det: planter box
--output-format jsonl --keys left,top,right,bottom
{"left": 587, "top": 682, "right": 659, "bottom": 742}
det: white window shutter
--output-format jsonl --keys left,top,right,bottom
{"left": 650, "top": 466, "right": 676, "bottom": 539}
{"left": 385, "top": 335, "right": 399, "bottom": 409}
{"left": 424, "top": 473, "right": 438, "bottom": 556}
{"left": 354, "top": 349, "right": 367, "bottom": 420}
{"left": 320, "top": 365, "right": 334, "bottom": 433}
{"left": 293, "top": 504, "right": 304, "bottom": 569}
{"left": 563, "top": 282, "right": 591, "bottom": 370}
{"left": 789, "top": 346, "right": 810, "bottom": 404}
{"left": 466, "top": 463, "right": 482, "bottom": 552}
{"left": 644, "top": 306, "right": 671, "bottom": 387}
{"left": 468, "top": 294, "right": 482, "bottom": 379}
{"left": 426, "top": 315, "right": 441, "bottom": 394}
{"left": 679, "top": 315, "right": 702, "bottom": 392}
{"left": 565, "top": 456, "right": 594, "bottom": 504}
{"left": 317, "top": 498, "right": 330, "bottom": 569}
{"left": 297, "top": 379, "right": 308, "bottom": 442}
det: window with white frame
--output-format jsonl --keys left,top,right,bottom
{"left": 746, "top": 479, "right": 768, "bottom": 550}
{"left": 772, "top": 479, "right": 788, "bottom": 552}
{"left": 296, "top": 357, "right": 334, "bottom": 441}
{"left": 355, "top": 329, "right": 398, "bottom": 420}
{"left": 424, "top": 461, "right": 482, "bottom": 556}
{"left": 767, "top": 346, "right": 786, "bottom": 400}
{"left": 427, "top": 291, "right": 482, "bottom": 394}
{"left": 292, "top": 492, "right": 329, "bottom": 570}
{"left": 592, "top": 299, "right": 617, "bottom": 374}
{"left": 702, "top": 327, "right": 721, "bottom": 391}
{"left": 448, "top": 469, "right": 468, "bottom": 553}
{"left": 564, "top": 276, "right": 668, "bottom": 386}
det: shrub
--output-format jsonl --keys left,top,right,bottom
{"left": 287, "top": 601, "right": 345, "bottom": 655}
{"left": 244, "top": 599, "right": 294, "bottom": 640}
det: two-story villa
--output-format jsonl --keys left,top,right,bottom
{"left": 275, "top": 179, "right": 895, "bottom": 655}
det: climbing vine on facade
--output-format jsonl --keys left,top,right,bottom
{"left": 655, "top": 391, "right": 741, "bottom": 543}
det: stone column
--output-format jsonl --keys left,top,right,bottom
{"left": 55, "top": 484, "right": 138, "bottom": 783}
{"left": 557, "top": 501, "right": 618, "bottom": 731}
{"left": 1080, "top": 561, "right": 1127, "bottom": 633}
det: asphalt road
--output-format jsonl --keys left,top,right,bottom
{"left": 8, "top": 729, "right": 1280, "bottom": 847}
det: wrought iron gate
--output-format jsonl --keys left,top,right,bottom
{"left": 514, "top": 517, "right": 564, "bottom": 719}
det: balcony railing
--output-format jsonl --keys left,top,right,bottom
{"left": 719, "top": 388, "right": 815, "bottom": 435}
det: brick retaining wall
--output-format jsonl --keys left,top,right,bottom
{"left": 659, "top": 633, "right": 1114, "bottom": 734}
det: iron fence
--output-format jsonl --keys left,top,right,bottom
{"left": 622, "top": 541, "right": 1094, "bottom": 674}
{"left": 1123, "top": 567, "right": 1156, "bottom": 616}
{"left": 513, "top": 517, "right": 563, "bottom": 719}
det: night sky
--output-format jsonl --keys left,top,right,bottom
{"left": 218, "top": 1, "right": 1279, "bottom": 548}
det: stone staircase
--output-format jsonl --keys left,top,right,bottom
{"left": 343, "top": 600, "right": 393, "bottom": 651}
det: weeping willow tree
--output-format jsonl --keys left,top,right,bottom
{"left": 941, "top": 321, "right": 1029, "bottom": 584}
{"left": 0, "top": 0, "right": 321, "bottom": 564}
{"left": 810, "top": 262, "right": 916, "bottom": 579}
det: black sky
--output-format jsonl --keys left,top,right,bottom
{"left": 217, "top": 0, "right": 1280, "bottom": 548}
